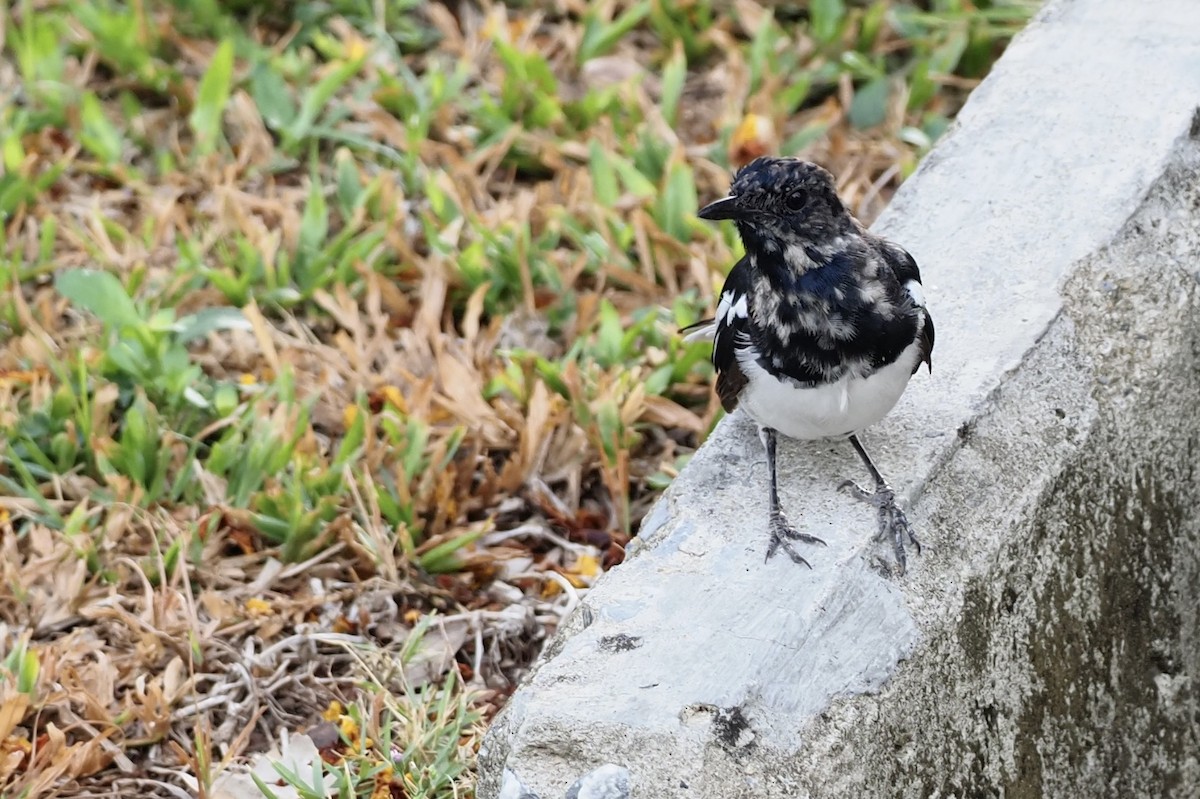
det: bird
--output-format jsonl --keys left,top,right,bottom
{"left": 683, "top": 156, "right": 934, "bottom": 573}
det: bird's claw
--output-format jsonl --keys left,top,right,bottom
{"left": 838, "top": 481, "right": 921, "bottom": 574}
{"left": 764, "top": 510, "right": 826, "bottom": 568}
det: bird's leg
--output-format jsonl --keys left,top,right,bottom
{"left": 759, "top": 427, "right": 827, "bottom": 567}
{"left": 839, "top": 434, "right": 921, "bottom": 574}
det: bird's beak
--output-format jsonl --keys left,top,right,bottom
{"left": 697, "top": 194, "right": 746, "bottom": 221}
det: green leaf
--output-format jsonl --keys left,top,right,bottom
{"left": 4, "top": 641, "right": 40, "bottom": 696}
{"left": 849, "top": 77, "right": 890, "bottom": 129}
{"left": 171, "top": 307, "right": 251, "bottom": 343}
{"left": 213, "top": 383, "right": 239, "bottom": 416}
{"left": 778, "top": 72, "right": 814, "bottom": 115}
{"left": 923, "top": 114, "right": 951, "bottom": 144}
{"left": 17, "top": 649, "right": 39, "bottom": 694}
{"left": 840, "top": 51, "right": 883, "bottom": 80}
{"left": 594, "top": 299, "right": 623, "bottom": 366}
{"left": 335, "top": 150, "right": 362, "bottom": 213}
{"left": 781, "top": 120, "right": 832, "bottom": 156}
{"left": 660, "top": 44, "right": 686, "bottom": 127}
{"left": 56, "top": 269, "right": 141, "bottom": 329}
{"left": 298, "top": 177, "right": 329, "bottom": 257}
{"left": 189, "top": 38, "right": 235, "bottom": 156}
{"left": 858, "top": 1, "right": 889, "bottom": 51}
{"left": 418, "top": 527, "right": 484, "bottom": 574}
{"left": 595, "top": 400, "right": 621, "bottom": 463}
{"left": 656, "top": 161, "right": 697, "bottom": 242}
{"left": 644, "top": 364, "right": 672, "bottom": 396}
{"left": 929, "top": 27, "right": 969, "bottom": 76}
{"left": 612, "top": 156, "right": 656, "bottom": 198}
{"left": 3, "top": 132, "right": 24, "bottom": 173}
{"left": 810, "top": 0, "right": 846, "bottom": 44}
{"left": 285, "top": 54, "right": 365, "bottom": 146}
{"left": 578, "top": 1, "right": 651, "bottom": 64}
{"left": 79, "top": 92, "right": 122, "bottom": 164}
{"left": 588, "top": 140, "right": 618, "bottom": 206}
{"left": 747, "top": 13, "right": 775, "bottom": 92}
{"left": 334, "top": 401, "right": 366, "bottom": 468}
{"left": 907, "top": 61, "right": 936, "bottom": 111}
{"left": 249, "top": 62, "right": 296, "bottom": 130}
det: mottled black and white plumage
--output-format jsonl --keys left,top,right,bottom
{"left": 686, "top": 157, "right": 934, "bottom": 572}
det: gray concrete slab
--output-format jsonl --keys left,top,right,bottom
{"left": 477, "top": 0, "right": 1200, "bottom": 796}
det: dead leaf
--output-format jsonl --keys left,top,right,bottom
{"left": 639, "top": 395, "right": 704, "bottom": 433}
{"left": 0, "top": 695, "right": 30, "bottom": 741}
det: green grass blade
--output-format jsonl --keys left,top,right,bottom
{"left": 189, "top": 38, "right": 236, "bottom": 156}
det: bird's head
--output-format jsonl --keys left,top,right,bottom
{"left": 698, "top": 157, "right": 852, "bottom": 265}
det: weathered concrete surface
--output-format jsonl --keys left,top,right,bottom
{"left": 477, "top": 0, "right": 1200, "bottom": 796}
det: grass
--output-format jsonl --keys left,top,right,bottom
{"left": 0, "top": 0, "right": 1034, "bottom": 796}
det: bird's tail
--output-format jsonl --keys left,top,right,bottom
{"left": 678, "top": 318, "right": 716, "bottom": 344}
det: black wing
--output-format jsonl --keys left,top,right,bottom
{"left": 916, "top": 311, "right": 934, "bottom": 374}
{"left": 712, "top": 258, "right": 753, "bottom": 412}
{"left": 880, "top": 241, "right": 934, "bottom": 374}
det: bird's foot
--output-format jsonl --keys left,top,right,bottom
{"left": 838, "top": 481, "right": 921, "bottom": 575}
{"left": 764, "top": 510, "right": 827, "bottom": 568}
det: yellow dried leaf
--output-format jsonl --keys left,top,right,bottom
{"left": 244, "top": 598, "right": 273, "bottom": 617}
{"left": 620, "top": 382, "right": 645, "bottom": 426}
{"left": 380, "top": 385, "right": 406, "bottom": 412}
{"left": 0, "top": 695, "right": 30, "bottom": 742}
{"left": 199, "top": 591, "right": 238, "bottom": 622}
{"left": 519, "top": 380, "right": 555, "bottom": 479}
{"left": 240, "top": 300, "right": 280, "bottom": 374}
{"left": 0, "top": 369, "right": 42, "bottom": 385}
{"left": 371, "top": 766, "right": 396, "bottom": 799}
{"left": 1, "top": 736, "right": 30, "bottom": 754}
{"left": 462, "top": 282, "right": 490, "bottom": 344}
{"left": 480, "top": 12, "right": 499, "bottom": 40}
{"left": 43, "top": 721, "right": 66, "bottom": 759}
{"left": 339, "top": 715, "right": 359, "bottom": 741}
{"left": 730, "top": 113, "right": 775, "bottom": 166}
{"left": 322, "top": 701, "right": 343, "bottom": 722}
{"left": 69, "top": 736, "right": 115, "bottom": 779}
{"left": 573, "top": 554, "right": 600, "bottom": 578}
{"left": 0, "top": 741, "right": 28, "bottom": 784}
{"left": 565, "top": 555, "right": 599, "bottom": 588}
{"left": 345, "top": 38, "right": 368, "bottom": 62}
{"left": 434, "top": 349, "right": 511, "bottom": 444}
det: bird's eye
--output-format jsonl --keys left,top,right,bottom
{"left": 785, "top": 193, "right": 807, "bottom": 212}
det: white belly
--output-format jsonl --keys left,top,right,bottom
{"left": 738, "top": 340, "right": 922, "bottom": 440}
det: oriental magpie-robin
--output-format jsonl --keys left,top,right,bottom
{"left": 684, "top": 157, "right": 934, "bottom": 573}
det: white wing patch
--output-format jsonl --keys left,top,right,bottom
{"left": 714, "top": 289, "right": 748, "bottom": 326}
{"left": 726, "top": 293, "right": 748, "bottom": 323}
{"left": 714, "top": 290, "right": 732, "bottom": 325}
{"left": 904, "top": 279, "right": 925, "bottom": 308}
{"left": 681, "top": 289, "right": 748, "bottom": 345}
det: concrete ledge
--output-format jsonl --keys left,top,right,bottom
{"left": 479, "top": 0, "right": 1200, "bottom": 796}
